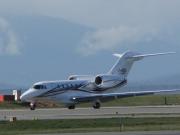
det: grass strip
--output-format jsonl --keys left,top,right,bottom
{"left": 0, "top": 117, "right": 180, "bottom": 135}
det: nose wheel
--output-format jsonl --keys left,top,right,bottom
{"left": 30, "top": 102, "right": 36, "bottom": 110}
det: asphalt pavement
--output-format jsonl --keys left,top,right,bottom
{"left": 1, "top": 105, "right": 180, "bottom": 120}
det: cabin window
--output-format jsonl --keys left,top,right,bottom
{"left": 33, "top": 85, "right": 47, "bottom": 89}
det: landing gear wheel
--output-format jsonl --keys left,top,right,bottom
{"left": 30, "top": 102, "right": 36, "bottom": 110}
{"left": 68, "top": 105, "right": 75, "bottom": 109}
{"left": 93, "top": 102, "right": 101, "bottom": 109}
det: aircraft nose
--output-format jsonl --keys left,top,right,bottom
{"left": 20, "top": 93, "right": 27, "bottom": 102}
{"left": 20, "top": 90, "right": 32, "bottom": 102}
{"left": 20, "top": 88, "right": 40, "bottom": 102}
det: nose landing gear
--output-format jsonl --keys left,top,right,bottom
{"left": 30, "top": 102, "right": 36, "bottom": 110}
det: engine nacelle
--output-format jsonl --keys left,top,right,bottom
{"left": 94, "top": 74, "right": 126, "bottom": 89}
{"left": 68, "top": 75, "right": 94, "bottom": 81}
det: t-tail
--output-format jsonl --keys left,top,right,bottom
{"left": 108, "top": 51, "right": 175, "bottom": 78}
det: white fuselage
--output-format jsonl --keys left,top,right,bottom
{"left": 20, "top": 79, "right": 126, "bottom": 105}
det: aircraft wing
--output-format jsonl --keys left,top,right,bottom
{"left": 71, "top": 89, "right": 180, "bottom": 103}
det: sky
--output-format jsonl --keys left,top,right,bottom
{"left": 0, "top": 0, "right": 179, "bottom": 87}
{"left": 0, "top": 0, "right": 179, "bottom": 27}
{"left": 0, "top": 0, "right": 179, "bottom": 55}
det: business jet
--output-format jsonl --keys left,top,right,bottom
{"left": 20, "top": 51, "right": 177, "bottom": 110}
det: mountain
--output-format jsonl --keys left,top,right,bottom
{"left": 0, "top": 15, "right": 92, "bottom": 87}
{"left": 0, "top": 14, "right": 179, "bottom": 92}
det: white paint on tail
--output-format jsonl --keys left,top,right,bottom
{"left": 109, "top": 51, "right": 175, "bottom": 78}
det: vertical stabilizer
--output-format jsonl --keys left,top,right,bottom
{"left": 109, "top": 51, "right": 175, "bottom": 78}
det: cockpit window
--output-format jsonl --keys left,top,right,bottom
{"left": 33, "top": 85, "right": 47, "bottom": 89}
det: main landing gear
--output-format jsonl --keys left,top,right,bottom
{"left": 67, "top": 102, "right": 101, "bottom": 109}
{"left": 93, "top": 101, "right": 101, "bottom": 109}
{"left": 30, "top": 102, "right": 36, "bottom": 110}
{"left": 68, "top": 105, "right": 75, "bottom": 109}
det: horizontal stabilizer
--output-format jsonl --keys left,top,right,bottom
{"left": 113, "top": 53, "right": 123, "bottom": 58}
{"left": 132, "top": 52, "right": 176, "bottom": 58}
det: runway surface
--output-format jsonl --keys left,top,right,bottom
{"left": 35, "top": 131, "right": 180, "bottom": 135}
{"left": 1, "top": 106, "right": 180, "bottom": 120}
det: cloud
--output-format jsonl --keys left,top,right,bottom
{"left": 78, "top": 26, "right": 159, "bottom": 55}
{"left": 0, "top": 17, "right": 20, "bottom": 55}
{"left": 0, "top": 1, "right": 180, "bottom": 28}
